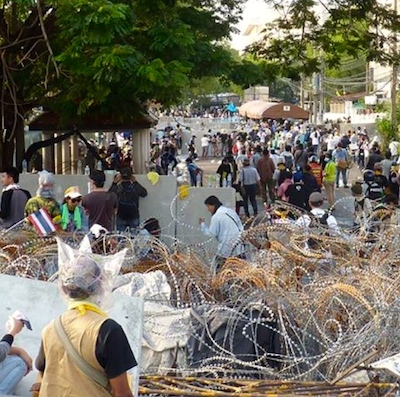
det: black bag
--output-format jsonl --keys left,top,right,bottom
{"left": 308, "top": 211, "right": 330, "bottom": 248}
{"left": 116, "top": 182, "right": 139, "bottom": 220}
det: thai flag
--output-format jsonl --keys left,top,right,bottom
{"left": 28, "top": 208, "right": 56, "bottom": 236}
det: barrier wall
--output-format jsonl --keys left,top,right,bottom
{"left": 175, "top": 187, "right": 236, "bottom": 258}
{"left": 0, "top": 274, "right": 143, "bottom": 397}
{"left": 18, "top": 175, "right": 235, "bottom": 247}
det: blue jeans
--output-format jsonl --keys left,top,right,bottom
{"left": 0, "top": 355, "right": 27, "bottom": 394}
{"left": 116, "top": 217, "right": 140, "bottom": 233}
{"left": 336, "top": 168, "right": 348, "bottom": 187}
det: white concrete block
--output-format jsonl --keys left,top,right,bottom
{"left": 175, "top": 187, "right": 236, "bottom": 253}
{"left": 0, "top": 275, "right": 143, "bottom": 397}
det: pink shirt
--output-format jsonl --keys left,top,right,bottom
{"left": 277, "top": 179, "right": 293, "bottom": 202}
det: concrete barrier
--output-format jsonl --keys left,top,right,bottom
{"left": 18, "top": 174, "right": 235, "bottom": 247}
{"left": 0, "top": 275, "right": 143, "bottom": 397}
{"left": 175, "top": 187, "right": 236, "bottom": 256}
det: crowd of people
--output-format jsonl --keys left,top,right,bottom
{"left": 147, "top": 119, "right": 400, "bottom": 223}
{"left": 0, "top": 167, "right": 156, "bottom": 238}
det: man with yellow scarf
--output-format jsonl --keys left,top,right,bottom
{"left": 34, "top": 240, "right": 136, "bottom": 397}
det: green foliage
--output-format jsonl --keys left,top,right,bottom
{"left": 249, "top": 0, "right": 400, "bottom": 78}
{"left": 376, "top": 118, "right": 398, "bottom": 151}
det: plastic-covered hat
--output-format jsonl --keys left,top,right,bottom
{"left": 38, "top": 170, "right": 55, "bottom": 187}
{"left": 57, "top": 238, "right": 127, "bottom": 310}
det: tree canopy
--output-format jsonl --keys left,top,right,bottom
{"left": 0, "top": 0, "right": 245, "bottom": 168}
{"left": 249, "top": 0, "right": 400, "bottom": 79}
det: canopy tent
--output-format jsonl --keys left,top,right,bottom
{"left": 239, "top": 100, "right": 309, "bottom": 120}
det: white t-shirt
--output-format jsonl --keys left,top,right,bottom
{"left": 201, "top": 206, "right": 244, "bottom": 258}
{"left": 311, "top": 131, "right": 320, "bottom": 146}
{"left": 296, "top": 208, "right": 339, "bottom": 231}
{"left": 258, "top": 131, "right": 267, "bottom": 144}
{"left": 201, "top": 136, "right": 209, "bottom": 147}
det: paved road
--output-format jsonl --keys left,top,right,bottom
{"left": 193, "top": 158, "right": 362, "bottom": 229}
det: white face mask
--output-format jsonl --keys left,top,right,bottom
{"left": 324, "top": 157, "right": 330, "bottom": 162}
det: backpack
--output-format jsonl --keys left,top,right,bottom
{"left": 355, "top": 198, "right": 365, "bottom": 213}
{"left": 284, "top": 154, "right": 293, "bottom": 170}
{"left": 318, "top": 211, "right": 329, "bottom": 225}
{"left": 116, "top": 182, "right": 139, "bottom": 220}
{"left": 307, "top": 212, "right": 330, "bottom": 248}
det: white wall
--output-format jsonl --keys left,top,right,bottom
{"left": 18, "top": 174, "right": 235, "bottom": 247}
{"left": 175, "top": 187, "right": 236, "bottom": 262}
{"left": 0, "top": 275, "right": 143, "bottom": 397}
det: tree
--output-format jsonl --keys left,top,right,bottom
{"left": 0, "top": 0, "right": 246, "bottom": 169}
{"left": 249, "top": 0, "right": 400, "bottom": 78}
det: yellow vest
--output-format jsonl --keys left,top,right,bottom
{"left": 39, "top": 309, "right": 111, "bottom": 397}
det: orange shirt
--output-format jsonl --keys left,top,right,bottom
{"left": 309, "top": 163, "right": 323, "bottom": 187}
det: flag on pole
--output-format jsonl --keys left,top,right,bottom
{"left": 27, "top": 208, "right": 56, "bottom": 236}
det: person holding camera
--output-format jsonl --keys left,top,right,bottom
{"left": 0, "top": 316, "right": 32, "bottom": 394}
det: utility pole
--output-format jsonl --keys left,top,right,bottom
{"left": 300, "top": 75, "right": 304, "bottom": 109}
{"left": 319, "top": 56, "right": 325, "bottom": 124}
{"left": 391, "top": 0, "right": 398, "bottom": 130}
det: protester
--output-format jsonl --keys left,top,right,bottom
{"left": 373, "top": 163, "right": 389, "bottom": 193}
{"left": 363, "top": 169, "right": 384, "bottom": 202}
{"left": 109, "top": 167, "right": 148, "bottom": 232}
{"left": 136, "top": 218, "right": 162, "bottom": 261}
{"left": 297, "top": 192, "right": 339, "bottom": 231}
{"left": 216, "top": 157, "right": 233, "bottom": 187}
{"left": 277, "top": 170, "right": 293, "bottom": 202}
{"left": 82, "top": 170, "right": 118, "bottom": 231}
{"left": 389, "top": 162, "right": 400, "bottom": 198}
{"left": 186, "top": 158, "right": 203, "bottom": 187}
{"left": 25, "top": 170, "right": 61, "bottom": 220}
{"left": 61, "top": 187, "right": 88, "bottom": 232}
{"left": 281, "top": 145, "right": 294, "bottom": 171}
{"left": 293, "top": 143, "right": 308, "bottom": 171}
{"left": 0, "top": 316, "right": 32, "bottom": 395}
{"left": 257, "top": 149, "right": 276, "bottom": 204}
{"left": 365, "top": 146, "right": 383, "bottom": 170}
{"left": 308, "top": 156, "right": 323, "bottom": 188}
{"left": 0, "top": 167, "right": 31, "bottom": 229}
{"left": 381, "top": 151, "right": 393, "bottom": 179}
{"left": 199, "top": 196, "right": 244, "bottom": 272}
{"left": 332, "top": 143, "right": 349, "bottom": 188}
{"left": 160, "top": 147, "right": 178, "bottom": 175}
{"left": 238, "top": 158, "right": 261, "bottom": 218}
{"left": 201, "top": 134, "right": 210, "bottom": 158}
{"left": 273, "top": 158, "right": 286, "bottom": 190}
{"left": 286, "top": 173, "right": 310, "bottom": 211}
{"left": 302, "top": 164, "right": 321, "bottom": 195}
{"left": 351, "top": 183, "right": 372, "bottom": 227}
{"left": 35, "top": 241, "right": 137, "bottom": 397}
{"left": 322, "top": 153, "right": 336, "bottom": 208}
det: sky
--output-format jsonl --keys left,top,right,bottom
{"left": 230, "top": 0, "right": 330, "bottom": 52}
{"left": 230, "top": 0, "right": 278, "bottom": 51}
